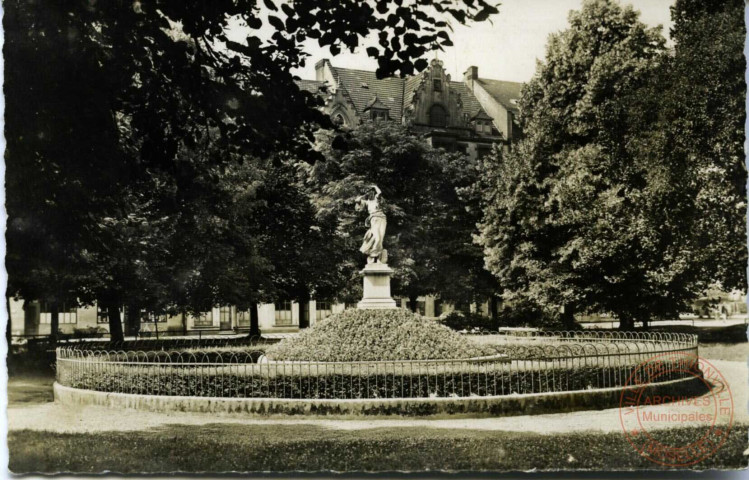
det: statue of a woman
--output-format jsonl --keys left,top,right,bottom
{"left": 356, "top": 185, "right": 387, "bottom": 263}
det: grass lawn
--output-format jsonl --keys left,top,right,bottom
{"left": 698, "top": 342, "right": 749, "bottom": 362}
{"left": 651, "top": 323, "right": 747, "bottom": 343}
{"left": 9, "top": 423, "right": 748, "bottom": 473}
{"left": 7, "top": 323, "right": 747, "bottom": 474}
{"left": 8, "top": 375, "right": 55, "bottom": 405}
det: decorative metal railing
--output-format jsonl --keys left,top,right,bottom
{"left": 56, "top": 331, "right": 699, "bottom": 400}
{"left": 66, "top": 336, "right": 268, "bottom": 352}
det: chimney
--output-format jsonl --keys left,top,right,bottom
{"left": 315, "top": 59, "right": 330, "bottom": 82}
{"left": 464, "top": 66, "right": 478, "bottom": 91}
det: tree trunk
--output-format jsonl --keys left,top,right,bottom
{"left": 49, "top": 302, "right": 59, "bottom": 345}
{"left": 106, "top": 304, "right": 124, "bottom": 342}
{"left": 297, "top": 291, "right": 310, "bottom": 329}
{"left": 125, "top": 304, "right": 140, "bottom": 337}
{"left": 248, "top": 302, "right": 261, "bottom": 339}
{"left": 619, "top": 315, "right": 634, "bottom": 331}
{"left": 181, "top": 311, "right": 187, "bottom": 336}
{"left": 489, "top": 296, "right": 500, "bottom": 331}
{"left": 409, "top": 294, "right": 419, "bottom": 313}
{"left": 6, "top": 297, "right": 12, "bottom": 348}
{"left": 6, "top": 297, "right": 12, "bottom": 369}
{"left": 561, "top": 303, "right": 575, "bottom": 330}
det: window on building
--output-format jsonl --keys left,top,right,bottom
{"left": 97, "top": 307, "right": 108, "bottom": 324}
{"left": 275, "top": 301, "right": 292, "bottom": 326}
{"left": 429, "top": 105, "right": 447, "bottom": 127}
{"left": 39, "top": 302, "right": 78, "bottom": 324}
{"left": 433, "top": 79, "right": 442, "bottom": 92}
{"left": 140, "top": 310, "right": 167, "bottom": 323}
{"left": 333, "top": 113, "right": 345, "bottom": 126}
{"left": 370, "top": 109, "right": 388, "bottom": 122}
{"left": 219, "top": 306, "right": 232, "bottom": 324}
{"left": 193, "top": 311, "right": 213, "bottom": 327}
{"left": 96, "top": 306, "right": 124, "bottom": 324}
{"left": 432, "top": 139, "right": 454, "bottom": 151}
{"left": 475, "top": 120, "right": 493, "bottom": 134}
{"left": 316, "top": 301, "right": 333, "bottom": 321}
{"left": 237, "top": 310, "right": 251, "bottom": 326}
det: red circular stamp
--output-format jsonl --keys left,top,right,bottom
{"left": 618, "top": 351, "right": 733, "bottom": 467}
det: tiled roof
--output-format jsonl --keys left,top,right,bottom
{"left": 296, "top": 79, "right": 327, "bottom": 94}
{"left": 297, "top": 63, "right": 522, "bottom": 122}
{"left": 476, "top": 78, "right": 523, "bottom": 113}
{"left": 449, "top": 81, "right": 483, "bottom": 118}
{"left": 404, "top": 72, "right": 426, "bottom": 107}
{"left": 471, "top": 109, "right": 494, "bottom": 121}
{"left": 363, "top": 95, "right": 388, "bottom": 111}
{"left": 330, "top": 67, "right": 405, "bottom": 120}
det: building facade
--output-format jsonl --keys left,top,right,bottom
{"left": 301, "top": 58, "right": 523, "bottom": 157}
{"left": 9, "top": 299, "right": 348, "bottom": 337}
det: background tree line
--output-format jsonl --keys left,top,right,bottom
{"left": 4, "top": 0, "right": 496, "bottom": 341}
{"left": 475, "top": 0, "right": 746, "bottom": 329}
{"left": 5, "top": 0, "right": 745, "bottom": 340}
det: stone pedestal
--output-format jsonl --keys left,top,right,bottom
{"left": 357, "top": 263, "right": 397, "bottom": 310}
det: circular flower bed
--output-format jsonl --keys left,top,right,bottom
{"left": 264, "top": 308, "right": 492, "bottom": 362}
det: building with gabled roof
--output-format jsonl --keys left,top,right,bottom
{"left": 299, "top": 58, "right": 524, "bottom": 159}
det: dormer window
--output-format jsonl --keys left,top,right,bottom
{"left": 433, "top": 79, "right": 442, "bottom": 92}
{"left": 371, "top": 109, "right": 388, "bottom": 122}
{"left": 364, "top": 95, "right": 389, "bottom": 122}
{"left": 475, "top": 120, "right": 493, "bottom": 134}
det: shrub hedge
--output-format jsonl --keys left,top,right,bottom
{"left": 59, "top": 360, "right": 698, "bottom": 400}
{"left": 437, "top": 311, "right": 497, "bottom": 332}
{"left": 265, "top": 308, "right": 492, "bottom": 362}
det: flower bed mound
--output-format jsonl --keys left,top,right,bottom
{"left": 265, "top": 308, "right": 489, "bottom": 362}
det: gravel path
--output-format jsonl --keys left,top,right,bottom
{"left": 8, "top": 360, "right": 747, "bottom": 435}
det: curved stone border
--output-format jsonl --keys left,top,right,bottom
{"left": 54, "top": 375, "right": 706, "bottom": 417}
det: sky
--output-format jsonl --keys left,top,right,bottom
{"left": 287, "top": 0, "right": 675, "bottom": 83}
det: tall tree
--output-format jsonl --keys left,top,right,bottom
{"left": 5, "top": 3, "right": 125, "bottom": 341}
{"left": 477, "top": 0, "right": 746, "bottom": 329}
{"left": 660, "top": 0, "right": 747, "bottom": 293}
{"left": 311, "top": 122, "right": 489, "bottom": 309}
{"left": 5, "top": 0, "right": 498, "bottom": 340}
{"left": 476, "top": 0, "right": 671, "bottom": 329}
{"left": 255, "top": 158, "right": 351, "bottom": 328}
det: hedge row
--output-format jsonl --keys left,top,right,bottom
{"left": 265, "top": 308, "right": 491, "bottom": 362}
{"left": 59, "top": 362, "right": 698, "bottom": 399}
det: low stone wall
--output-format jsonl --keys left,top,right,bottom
{"left": 53, "top": 375, "right": 706, "bottom": 417}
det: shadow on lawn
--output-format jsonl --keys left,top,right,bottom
{"left": 8, "top": 423, "right": 749, "bottom": 473}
